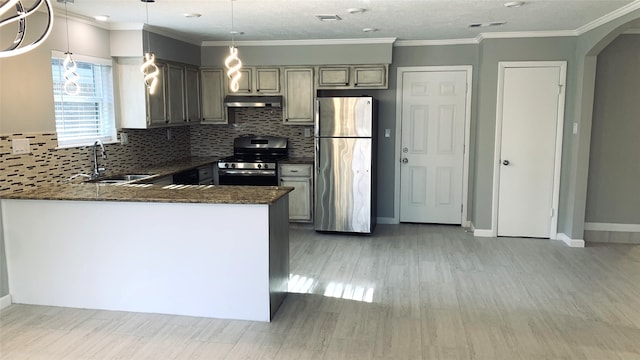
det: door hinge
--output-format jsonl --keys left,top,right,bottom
{"left": 550, "top": 208, "right": 554, "bottom": 217}
{"left": 461, "top": 204, "right": 464, "bottom": 213}
{"left": 557, "top": 84, "right": 564, "bottom": 95}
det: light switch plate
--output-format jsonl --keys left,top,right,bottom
{"left": 304, "top": 128, "right": 312, "bottom": 137}
{"left": 384, "top": 129, "right": 391, "bottom": 138}
{"left": 12, "top": 138, "right": 31, "bottom": 154}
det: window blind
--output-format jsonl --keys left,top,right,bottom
{"left": 51, "top": 51, "right": 117, "bottom": 148}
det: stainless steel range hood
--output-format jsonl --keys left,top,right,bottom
{"left": 223, "top": 95, "right": 282, "bottom": 108}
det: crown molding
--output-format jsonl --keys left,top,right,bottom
{"left": 54, "top": 11, "right": 110, "bottom": 31}
{"left": 623, "top": 28, "right": 640, "bottom": 34}
{"left": 202, "top": 37, "right": 397, "bottom": 47}
{"left": 394, "top": 38, "right": 479, "bottom": 47}
{"left": 109, "top": 22, "right": 144, "bottom": 31}
{"left": 576, "top": 0, "right": 640, "bottom": 35}
{"left": 478, "top": 30, "right": 578, "bottom": 40}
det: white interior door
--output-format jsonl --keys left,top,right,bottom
{"left": 496, "top": 64, "right": 565, "bottom": 238}
{"left": 400, "top": 70, "right": 467, "bottom": 224}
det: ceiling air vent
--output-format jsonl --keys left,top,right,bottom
{"left": 316, "top": 14, "right": 342, "bottom": 22}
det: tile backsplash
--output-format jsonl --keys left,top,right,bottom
{"left": 0, "top": 127, "right": 191, "bottom": 195}
{"left": 1, "top": 109, "right": 313, "bottom": 195}
{"left": 190, "top": 108, "right": 314, "bottom": 158}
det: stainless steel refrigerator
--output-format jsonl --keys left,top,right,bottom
{"left": 314, "top": 96, "right": 377, "bottom": 234}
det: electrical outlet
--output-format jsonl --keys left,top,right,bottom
{"left": 12, "top": 138, "right": 31, "bottom": 154}
{"left": 384, "top": 129, "right": 391, "bottom": 138}
{"left": 304, "top": 128, "right": 312, "bottom": 137}
{"left": 120, "top": 133, "right": 129, "bottom": 145}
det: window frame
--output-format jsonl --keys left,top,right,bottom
{"left": 51, "top": 50, "right": 117, "bottom": 149}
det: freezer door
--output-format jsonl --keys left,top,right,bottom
{"left": 315, "top": 137, "right": 373, "bottom": 233}
{"left": 316, "top": 97, "right": 373, "bottom": 138}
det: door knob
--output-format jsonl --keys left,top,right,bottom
{"left": 502, "top": 160, "right": 510, "bottom": 166}
{"left": 402, "top": 158, "right": 408, "bottom": 164}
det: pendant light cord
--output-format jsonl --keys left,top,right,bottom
{"left": 64, "top": 1, "right": 70, "bottom": 52}
{"left": 230, "top": 0, "right": 235, "bottom": 47}
{"left": 145, "top": 1, "right": 151, "bottom": 53}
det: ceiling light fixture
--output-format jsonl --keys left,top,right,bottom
{"left": 94, "top": 15, "right": 109, "bottom": 21}
{"left": 184, "top": 13, "right": 201, "bottom": 18}
{"left": 362, "top": 28, "right": 378, "bottom": 33}
{"left": 58, "top": 0, "right": 80, "bottom": 96}
{"left": 140, "top": 0, "right": 159, "bottom": 95}
{"left": 504, "top": 1, "right": 525, "bottom": 8}
{"left": 0, "top": 0, "right": 54, "bottom": 58}
{"left": 224, "top": 0, "right": 242, "bottom": 93}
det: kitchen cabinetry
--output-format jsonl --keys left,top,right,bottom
{"left": 198, "top": 164, "right": 214, "bottom": 185}
{"left": 283, "top": 68, "right": 314, "bottom": 125}
{"left": 185, "top": 66, "right": 201, "bottom": 123}
{"left": 316, "top": 64, "right": 388, "bottom": 89}
{"left": 231, "top": 67, "right": 280, "bottom": 94}
{"left": 117, "top": 57, "right": 200, "bottom": 129}
{"left": 200, "top": 68, "right": 226, "bottom": 124}
{"left": 167, "top": 63, "right": 186, "bottom": 124}
{"left": 279, "top": 163, "right": 313, "bottom": 222}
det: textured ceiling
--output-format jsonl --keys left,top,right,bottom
{"left": 51, "top": 0, "right": 640, "bottom": 44}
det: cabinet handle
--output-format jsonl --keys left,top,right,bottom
{"left": 346, "top": 83, "right": 348, "bottom": 86}
{"left": 285, "top": 119, "right": 288, "bottom": 122}
{"left": 256, "top": 89, "right": 260, "bottom": 92}
{"left": 290, "top": 170, "right": 298, "bottom": 173}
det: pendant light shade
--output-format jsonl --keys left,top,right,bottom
{"left": 0, "top": 0, "right": 54, "bottom": 58}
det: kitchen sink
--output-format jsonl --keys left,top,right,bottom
{"left": 89, "top": 174, "right": 153, "bottom": 184}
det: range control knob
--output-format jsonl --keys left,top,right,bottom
{"left": 231, "top": 163, "right": 236, "bottom": 168}
{"left": 264, "top": 164, "right": 269, "bottom": 169}
{"left": 257, "top": 164, "right": 262, "bottom": 169}
{"left": 224, "top": 163, "right": 229, "bottom": 168}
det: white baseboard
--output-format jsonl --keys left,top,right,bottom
{"left": 376, "top": 217, "right": 398, "bottom": 225}
{"left": 0, "top": 294, "right": 11, "bottom": 310}
{"left": 473, "top": 229, "right": 494, "bottom": 237}
{"left": 557, "top": 233, "right": 585, "bottom": 248}
{"left": 584, "top": 222, "right": 640, "bottom": 232}
{"left": 462, "top": 220, "right": 471, "bottom": 228}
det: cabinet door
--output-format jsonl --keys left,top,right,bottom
{"left": 185, "top": 66, "right": 200, "bottom": 123}
{"left": 168, "top": 63, "right": 186, "bottom": 124}
{"left": 318, "top": 66, "right": 350, "bottom": 87}
{"left": 283, "top": 68, "right": 314, "bottom": 125}
{"left": 354, "top": 65, "right": 387, "bottom": 88}
{"left": 255, "top": 68, "right": 280, "bottom": 93}
{"left": 281, "top": 177, "right": 312, "bottom": 221}
{"left": 200, "top": 68, "right": 226, "bottom": 124}
{"left": 147, "top": 62, "right": 168, "bottom": 126}
{"left": 233, "top": 68, "right": 252, "bottom": 93}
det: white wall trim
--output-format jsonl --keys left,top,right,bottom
{"left": 584, "top": 222, "right": 640, "bottom": 232}
{"left": 557, "top": 233, "right": 586, "bottom": 248}
{"left": 478, "top": 30, "right": 577, "bottom": 40}
{"left": 576, "top": 1, "right": 640, "bottom": 35}
{"left": 0, "top": 295, "right": 11, "bottom": 310}
{"left": 474, "top": 229, "right": 494, "bottom": 238}
{"left": 491, "top": 61, "right": 566, "bottom": 239}
{"left": 202, "top": 38, "right": 397, "bottom": 47}
{"left": 394, "top": 66, "right": 473, "bottom": 227}
{"left": 377, "top": 217, "right": 398, "bottom": 225}
{"left": 394, "top": 38, "right": 479, "bottom": 47}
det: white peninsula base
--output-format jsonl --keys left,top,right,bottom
{"left": 1, "top": 198, "right": 289, "bottom": 322}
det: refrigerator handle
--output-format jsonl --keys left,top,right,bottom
{"left": 315, "top": 139, "right": 320, "bottom": 175}
{"left": 314, "top": 98, "right": 320, "bottom": 137}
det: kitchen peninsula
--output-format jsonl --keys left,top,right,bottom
{"left": 1, "top": 184, "right": 291, "bottom": 322}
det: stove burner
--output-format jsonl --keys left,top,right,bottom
{"left": 217, "top": 136, "right": 289, "bottom": 186}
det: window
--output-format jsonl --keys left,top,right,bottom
{"left": 51, "top": 51, "right": 116, "bottom": 148}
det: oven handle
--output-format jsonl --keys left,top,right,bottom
{"left": 218, "top": 169, "right": 276, "bottom": 176}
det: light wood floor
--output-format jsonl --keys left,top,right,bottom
{"left": 2, "top": 224, "right": 640, "bottom": 359}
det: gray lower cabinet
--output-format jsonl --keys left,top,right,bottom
{"left": 198, "top": 164, "right": 214, "bottom": 185}
{"left": 279, "top": 164, "right": 313, "bottom": 222}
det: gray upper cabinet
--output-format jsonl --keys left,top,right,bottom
{"left": 227, "top": 67, "right": 281, "bottom": 94}
{"left": 200, "top": 68, "right": 226, "bottom": 124}
{"left": 318, "top": 66, "right": 350, "bottom": 87}
{"left": 185, "top": 66, "right": 200, "bottom": 123}
{"left": 316, "top": 64, "right": 388, "bottom": 89}
{"left": 354, "top": 65, "right": 387, "bottom": 88}
{"left": 167, "top": 63, "right": 186, "bottom": 124}
{"left": 146, "top": 60, "right": 169, "bottom": 126}
{"left": 255, "top": 68, "right": 280, "bottom": 93}
{"left": 283, "top": 67, "right": 314, "bottom": 125}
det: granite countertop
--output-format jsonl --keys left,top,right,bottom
{"left": 3, "top": 183, "right": 292, "bottom": 205}
{"left": 280, "top": 157, "right": 314, "bottom": 165}
{"left": 124, "top": 156, "right": 220, "bottom": 182}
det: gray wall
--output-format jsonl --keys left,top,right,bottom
{"left": 585, "top": 34, "right": 640, "bottom": 224}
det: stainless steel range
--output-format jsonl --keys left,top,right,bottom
{"left": 217, "top": 136, "right": 289, "bottom": 186}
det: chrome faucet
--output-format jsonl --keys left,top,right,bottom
{"left": 92, "top": 139, "right": 107, "bottom": 179}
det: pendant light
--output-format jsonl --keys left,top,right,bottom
{"left": 140, "top": 0, "right": 159, "bottom": 95}
{"left": 0, "top": 0, "right": 54, "bottom": 58}
{"left": 59, "top": 0, "right": 79, "bottom": 95}
{"left": 224, "top": 0, "right": 242, "bottom": 92}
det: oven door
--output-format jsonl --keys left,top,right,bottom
{"left": 218, "top": 168, "right": 278, "bottom": 186}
